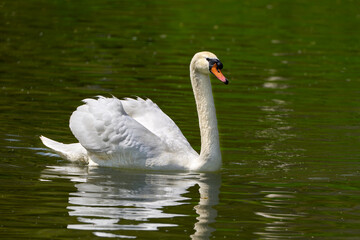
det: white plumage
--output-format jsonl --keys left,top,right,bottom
{"left": 41, "top": 51, "right": 228, "bottom": 171}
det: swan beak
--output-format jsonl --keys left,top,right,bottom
{"left": 210, "top": 64, "right": 229, "bottom": 85}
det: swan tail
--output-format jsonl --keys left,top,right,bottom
{"left": 40, "top": 136, "right": 89, "bottom": 163}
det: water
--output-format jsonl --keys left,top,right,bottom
{"left": 1, "top": 0, "right": 360, "bottom": 239}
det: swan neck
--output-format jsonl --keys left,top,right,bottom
{"left": 190, "top": 67, "right": 221, "bottom": 171}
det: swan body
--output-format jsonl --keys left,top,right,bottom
{"left": 40, "top": 51, "right": 228, "bottom": 172}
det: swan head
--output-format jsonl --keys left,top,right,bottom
{"left": 191, "top": 51, "right": 228, "bottom": 85}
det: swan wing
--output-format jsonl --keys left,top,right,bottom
{"left": 120, "top": 97, "right": 193, "bottom": 151}
{"left": 69, "top": 97, "right": 164, "bottom": 163}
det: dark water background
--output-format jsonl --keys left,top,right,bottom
{"left": 1, "top": 0, "right": 360, "bottom": 239}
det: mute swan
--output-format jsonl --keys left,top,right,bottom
{"left": 40, "top": 51, "right": 228, "bottom": 171}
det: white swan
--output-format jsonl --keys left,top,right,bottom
{"left": 40, "top": 51, "right": 228, "bottom": 171}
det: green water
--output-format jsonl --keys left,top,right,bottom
{"left": 1, "top": 0, "right": 360, "bottom": 239}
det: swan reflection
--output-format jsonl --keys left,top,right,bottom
{"left": 40, "top": 164, "right": 220, "bottom": 239}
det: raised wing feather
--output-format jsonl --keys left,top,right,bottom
{"left": 121, "top": 97, "right": 192, "bottom": 151}
{"left": 69, "top": 97, "right": 164, "bottom": 162}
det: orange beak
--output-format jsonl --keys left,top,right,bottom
{"left": 210, "top": 64, "right": 228, "bottom": 84}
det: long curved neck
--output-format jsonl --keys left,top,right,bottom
{"left": 190, "top": 65, "right": 221, "bottom": 171}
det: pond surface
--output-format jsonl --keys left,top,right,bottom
{"left": 1, "top": 0, "right": 360, "bottom": 239}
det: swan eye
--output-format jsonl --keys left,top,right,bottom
{"left": 206, "top": 58, "right": 223, "bottom": 71}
